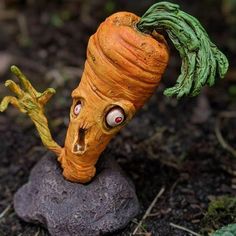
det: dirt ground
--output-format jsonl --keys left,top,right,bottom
{"left": 0, "top": 0, "right": 236, "bottom": 235}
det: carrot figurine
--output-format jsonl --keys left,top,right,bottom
{"left": 0, "top": 2, "right": 228, "bottom": 183}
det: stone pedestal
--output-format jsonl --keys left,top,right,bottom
{"left": 14, "top": 154, "right": 140, "bottom": 236}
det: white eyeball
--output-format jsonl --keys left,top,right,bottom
{"left": 106, "top": 107, "right": 125, "bottom": 127}
{"left": 74, "top": 102, "right": 82, "bottom": 116}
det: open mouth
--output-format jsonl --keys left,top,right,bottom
{"left": 72, "top": 128, "right": 86, "bottom": 155}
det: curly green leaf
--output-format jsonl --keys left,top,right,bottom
{"left": 137, "top": 1, "right": 229, "bottom": 98}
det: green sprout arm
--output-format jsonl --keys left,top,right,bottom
{"left": 0, "top": 65, "right": 62, "bottom": 156}
{"left": 137, "top": 2, "right": 229, "bottom": 98}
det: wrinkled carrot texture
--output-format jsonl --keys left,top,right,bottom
{"left": 59, "top": 12, "right": 169, "bottom": 183}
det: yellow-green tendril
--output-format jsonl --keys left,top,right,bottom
{"left": 137, "top": 2, "right": 229, "bottom": 98}
{"left": 0, "top": 65, "right": 62, "bottom": 156}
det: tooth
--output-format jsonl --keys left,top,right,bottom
{"left": 78, "top": 144, "right": 83, "bottom": 151}
{"left": 74, "top": 144, "right": 83, "bottom": 152}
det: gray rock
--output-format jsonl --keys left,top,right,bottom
{"left": 14, "top": 154, "right": 140, "bottom": 236}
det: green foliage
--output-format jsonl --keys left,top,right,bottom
{"left": 211, "top": 224, "right": 236, "bottom": 236}
{"left": 201, "top": 196, "right": 236, "bottom": 235}
{"left": 137, "top": 2, "right": 229, "bottom": 98}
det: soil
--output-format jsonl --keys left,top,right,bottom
{"left": 0, "top": 0, "right": 236, "bottom": 235}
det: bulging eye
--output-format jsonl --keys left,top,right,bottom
{"left": 106, "top": 107, "right": 125, "bottom": 128}
{"left": 74, "top": 101, "right": 82, "bottom": 116}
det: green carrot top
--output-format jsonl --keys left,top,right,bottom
{"left": 137, "top": 1, "right": 229, "bottom": 98}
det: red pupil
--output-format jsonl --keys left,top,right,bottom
{"left": 115, "top": 117, "right": 122, "bottom": 123}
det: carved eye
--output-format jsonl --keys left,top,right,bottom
{"left": 74, "top": 101, "right": 82, "bottom": 116}
{"left": 106, "top": 107, "right": 125, "bottom": 128}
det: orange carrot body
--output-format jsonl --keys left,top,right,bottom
{"left": 59, "top": 12, "right": 169, "bottom": 183}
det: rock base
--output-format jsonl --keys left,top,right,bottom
{"left": 14, "top": 154, "right": 140, "bottom": 236}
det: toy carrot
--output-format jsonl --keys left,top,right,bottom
{"left": 0, "top": 2, "right": 228, "bottom": 183}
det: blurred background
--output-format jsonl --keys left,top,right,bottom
{"left": 0, "top": 0, "right": 235, "bottom": 235}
